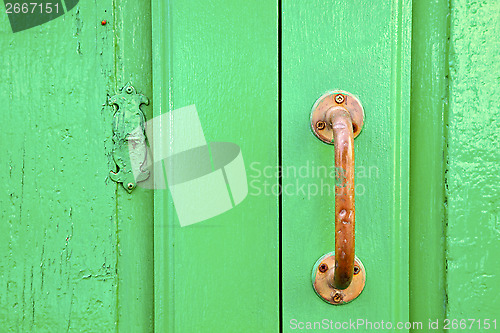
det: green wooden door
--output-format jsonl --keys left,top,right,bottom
{"left": 1, "top": 0, "right": 499, "bottom": 332}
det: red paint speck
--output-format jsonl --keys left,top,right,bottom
{"left": 101, "top": 20, "right": 107, "bottom": 26}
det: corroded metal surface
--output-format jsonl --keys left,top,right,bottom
{"left": 310, "top": 90, "right": 364, "bottom": 142}
{"left": 312, "top": 252, "right": 365, "bottom": 305}
{"left": 330, "top": 107, "right": 356, "bottom": 289}
{"left": 310, "top": 91, "right": 364, "bottom": 291}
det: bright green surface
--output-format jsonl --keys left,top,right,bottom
{"left": 445, "top": 0, "right": 500, "bottom": 328}
{"left": 411, "top": 1, "right": 500, "bottom": 330}
{"left": 114, "top": 0, "right": 154, "bottom": 331}
{"left": 409, "top": 0, "right": 448, "bottom": 329}
{"left": 152, "top": 1, "right": 279, "bottom": 332}
{"left": 282, "top": 0, "right": 411, "bottom": 331}
{"left": 0, "top": 2, "right": 153, "bottom": 331}
{"left": 2, "top": 1, "right": 499, "bottom": 331}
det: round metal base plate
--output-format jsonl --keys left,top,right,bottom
{"left": 310, "top": 90, "right": 364, "bottom": 143}
{"left": 312, "top": 252, "right": 366, "bottom": 305}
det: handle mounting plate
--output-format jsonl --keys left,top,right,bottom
{"left": 312, "top": 252, "right": 366, "bottom": 305}
{"left": 310, "top": 90, "right": 364, "bottom": 143}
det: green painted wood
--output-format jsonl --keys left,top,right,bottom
{"left": 0, "top": 2, "right": 153, "bottom": 331}
{"left": 445, "top": 0, "right": 500, "bottom": 328}
{"left": 3, "top": 1, "right": 498, "bottom": 331}
{"left": 0, "top": 4, "right": 118, "bottom": 331}
{"left": 113, "top": 0, "right": 154, "bottom": 331}
{"left": 409, "top": 0, "right": 448, "bottom": 329}
{"left": 152, "top": 1, "right": 279, "bottom": 332}
{"left": 282, "top": 0, "right": 411, "bottom": 331}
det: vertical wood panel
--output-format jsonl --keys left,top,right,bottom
{"left": 152, "top": 1, "right": 279, "bottom": 332}
{"left": 114, "top": 0, "right": 155, "bottom": 331}
{"left": 410, "top": 0, "right": 448, "bottom": 328}
{"left": 0, "top": 3, "right": 119, "bottom": 331}
{"left": 0, "top": 1, "right": 154, "bottom": 330}
{"left": 446, "top": 0, "right": 500, "bottom": 327}
{"left": 282, "top": 0, "right": 411, "bottom": 330}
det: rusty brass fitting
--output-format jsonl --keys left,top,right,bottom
{"left": 332, "top": 292, "right": 343, "bottom": 303}
{"left": 316, "top": 121, "right": 326, "bottom": 130}
{"left": 334, "top": 94, "right": 345, "bottom": 104}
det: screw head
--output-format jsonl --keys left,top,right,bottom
{"left": 125, "top": 86, "right": 134, "bottom": 94}
{"left": 334, "top": 94, "right": 345, "bottom": 104}
{"left": 316, "top": 121, "right": 326, "bottom": 130}
{"left": 318, "top": 263, "right": 328, "bottom": 273}
{"left": 127, "top": 183, "right": 135, "bottom": 190}
{"left": 332, "top": 292, "right": 343, "bottom": 303}
{"left": 353, "top": 265, "right": 360, "bottom": 275}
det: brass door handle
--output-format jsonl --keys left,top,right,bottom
{"left": 310, "top": 91, "right": 366, "bottom": 305}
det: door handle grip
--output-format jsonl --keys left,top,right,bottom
{"left": 310, "top": 91, "right": 366, "bottom": 305}
{"left": 330, "top": 107, "right": 355, "bottom": 289}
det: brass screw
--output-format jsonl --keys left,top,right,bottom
{"left": 332, "top": 292, "right": 343, "bottom": 303}
{"left": 354, "top": 265, "right": 360, "bottom": 275}
{"left": 127, "top": 183, "right": 135, "bottom": 190}
{"left": 318, "top": 263, "right": 328, "bottom": 273}
{"left": 126, "top": 86, "right": 134, "bottom": 94}
{"left": 316, "top": 121, "right": 326, "bottom": 130}
{"left": 335, "top": 94, "right": 345, "bottom": 104}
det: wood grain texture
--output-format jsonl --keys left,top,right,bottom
{"left": 152, "top": 1, "right": 279, "bottom": 332}
{"left": 0, "top": 3, "right": 118, "bottom": 331}
{"left": 282, "top": 0, "right": 411, "bottom": 330}
{"left": 0, "top": 1, "right": 153, "bottom": 331}
{"left": 446, "top": 0, "right": 500, "bottom": 326}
